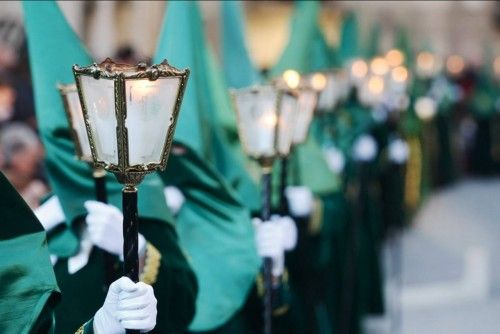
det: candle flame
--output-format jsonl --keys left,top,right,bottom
{"left": 391, "top": 66, "right": 408, "bottom": 83}
{"left": 385, "top": 49, "right": 405, "bottom": 67}
{"left": 310, "top": 72, "right": 327, "bottom": 91}
{"left": 368, "top": 76, "right": 384, "bottom": 95}
{"left": 351, "top": 59, "right": 368, "bottom": 79}
{"left": 282, "top": 70, "right": 301, "bottom": 89}
{"left": 370, "top": 57, "right": 389, "bottom": 76}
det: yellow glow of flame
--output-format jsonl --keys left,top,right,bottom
{"left": 368, "top": 76, "right": 384, "bottom": 95}
{"left": 351, "top": 60, "right": 368, "bottom": 79}
{"left": 370, "top": 57, "right": 389, "bottom": 76}
{"left": 130, "top": 79, "right": 158, "bottom": 100}
{"left": 417, "top": 52, "right": 435, "bottom": 72}
{"left": 259, "top": 112, "right": 278, "bottom": 128}
{"left": 391, "top": 66, "right": 408, "bottom": 83}
{"left": 446, "top": 55, "right": 465, "bottom": 76}
{"left": 282, "top": 70, "right": 301, "bottom": 89}
{"left": 310, "top": 72, "right": 327, "bottom": 91}
{"left": 385, "top": 49, "right": 405, "bottom": 67}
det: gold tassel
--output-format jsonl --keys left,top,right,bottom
{"left": 140, "top": 243, "right": 162, "bottom": 285}
{"left": 405, "top": 136, "right": 422, "bottom": 210}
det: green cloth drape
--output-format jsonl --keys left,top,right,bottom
{"left": 0, "top": 173, "right": 60, "bottom": 334}
{"left": 154, "top": 2, "right": 261, "bottom": 330}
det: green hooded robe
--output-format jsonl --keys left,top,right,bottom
{"left": 23, "top": 2, "right": 198, "bottom": 332}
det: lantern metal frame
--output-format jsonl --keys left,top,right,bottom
{"left": 58, "top": 83, "right": 94, "bottom": 163}
{"left": 72, "top": 58, "right": 190, "bottom": 186}
{"left": 291, "top": 86, "right": 319, "bottom": 146}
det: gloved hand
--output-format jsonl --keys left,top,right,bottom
{"left": 353, "top": 134, "right": 378, "bottom": 162}
{"left": 163, "top": 186, "right": 185, "bottom": 215}
{"left": 285, "top": 186, "right": 313, "bottom": 218}
{"left": 34, "top": 195, "right": 65, "bottom": 231}
{"left": 93, "top": 277, "right": 157, "bottom": 334}
{"left": 388, "top": 138, "right": 409, "bottom": 164}
{"left": 323, "top": 146, "right": 345, "bottom": 174}
{"left": 271, "top": 215, "right": 297, "bottom": 251}
{"left": 84, "top": 201, "right": 146, "bottom": 258}
{"left": 253, "top": 218, "right": 285, "bottom": 277}
{"left": 253, "top": 216, "right": 299, "bottom": 276}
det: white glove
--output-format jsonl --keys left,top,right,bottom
{"left": 254, "top": 217, "right": 294, "bottom": 277}
{"left": 353, "top": 134, "right": 378, "bottom": 162}
{"left": 84, "top": 201, "right": 146, "bottom": 258}
{"left": 34, "top": 195, "right": 65, "bottom": 231}
{"left": 93, "top": 277, "right": 157, "bottom": 334}
{"left": 323, "top": 147, "right": 345, "bottom": 173}
{"left": 388, "top": 138, "right": 409, "bottom": 164}
{"left": 163, "top": 186, "right": 185, "bottom": 215}
{"left": 271, "top": 215, "right": 297, "bottom": 251}
{"left": 285, "top": 186, "right": 313, "bottom": 217}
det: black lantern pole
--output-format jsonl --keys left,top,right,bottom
{"left": 122, "top": 185, "right": 139, "bottom": 283}
{"left": 232, "top": 85, "right": 298, "bottom": 334}
{"left": 261, "top": 163, "right": 273, "bottom": 334}
{"left": 93, "top": 168, "right": 108, "bottom": 203}
{"left": 276, "top": 71, "right": 325, "bottom": 216}
{"left": 278, "top": 157, "right": 289, "bottom": 215}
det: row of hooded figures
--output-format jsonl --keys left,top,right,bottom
{"left": 4, "top": 1, "right": 499, "bottom": 334}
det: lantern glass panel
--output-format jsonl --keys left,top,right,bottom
{"left": 125, "top": 77, "right": 180, "bottom": 165}
{"left": 292, "top": 89, "right": 317, "bottom": 145}
{"left": 66, "top": 89, "right": 92, "bottom": 161}
{"left": 233, "top": 86, "right": 279, "bottom": 158}
{"left": 78, "top": 75, "right": 118, "bottom": 164}
{"left": 317, "top": 73, "right": 337, "bottom": 112}
{"left": 277, "top": 92, "right": 298, "bottom": 156}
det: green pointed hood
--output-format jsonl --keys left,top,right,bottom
{"left": 339, "top": 12, "right": 360, "bottom": 64}
{"left": 270, "top": 0, "right": 321, "bottom": 76}
{"left": 310, "top": 24, "right": 336, "bottom": 71}
{"left": 269, "top": 0, "right": 339, "bottom": 194}
{"left": 395, "top": 27, "right": 413, "bottom": 67}
{"left": 365, "top": 23, "right": 381, "bottom": 58}
{"left": 0, "top": 172, "right": 60, "bottom": 333}
{"left": 220, "top": 1, "right": 262, "bottom": 88}
{"left": 154, "top": 2, "right": 260, "bottom": 330}
{"left": 154, "top": 1, "right": 259, "bottom": 207}
{"left": 153, "top": 1, "right": 206, "bottom": 156}
{"left": 23, "top": 1, "right": 172, "bottom": 255}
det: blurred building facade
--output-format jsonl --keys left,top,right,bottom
{"left": 1, "top": 1, "right": 498, "bottom": 66}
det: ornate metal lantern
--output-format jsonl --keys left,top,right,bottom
{"left": 73, "top": 58, "right": 189, "bottom": 186}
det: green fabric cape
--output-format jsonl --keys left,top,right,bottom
{"left": 161, "top": 143, "right": 260, "bottom": 331}
{"left": 0, "top": 172, "right": 60, "bottom": 334}
{"left": 154, "top": 2, "right": 260, "bottom": 330}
